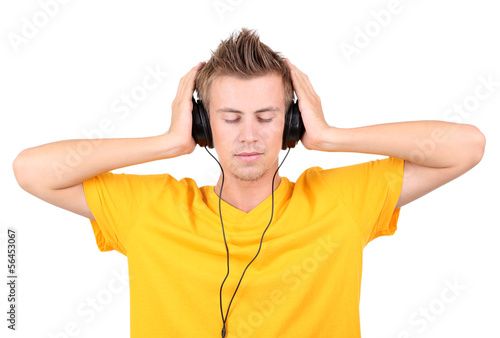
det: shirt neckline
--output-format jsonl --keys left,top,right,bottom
{"left": 203, "top": 176, "right": 291, "bottom": 233}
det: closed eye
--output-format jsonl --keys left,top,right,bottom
{"left": 225, "top": 118, "right": 273, "bottom": 124}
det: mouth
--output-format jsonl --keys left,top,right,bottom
{"left": 235, "top": 152, "right": 263, "bottom": 162}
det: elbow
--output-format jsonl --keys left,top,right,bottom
{"left": 12, "top": 149, "right": 32, "bottom": 191}
{"left": 464, "top": 124, "right": 486, "bottom": 167}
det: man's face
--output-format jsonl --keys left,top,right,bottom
{"left": 209, "top": 74, "right": 286, "bottom": 182}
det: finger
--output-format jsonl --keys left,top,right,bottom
{"left": 176, "top": 61, "right": 206, "bottom": 100}
{"left": 185, "top": 61, "right": 206, "bottom": 95}
{"left": 287, "top": 61, "right": 318, "bottom": 100}
{"left": 288, "top": 62, "right": 312, "bottom": 99}
{"left": 196, "top": 60, "right": 207, "bottom": 72}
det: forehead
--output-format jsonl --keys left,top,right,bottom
{"left": 209, "top": 74, "right": 285, "bottom": 109}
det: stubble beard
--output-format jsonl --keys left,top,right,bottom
{"left": 226, "top": 154, "right": 279, "bottom": 182}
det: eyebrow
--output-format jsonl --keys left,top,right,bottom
{"left": 216, "top": 106, "right": 281, "bottom": 114}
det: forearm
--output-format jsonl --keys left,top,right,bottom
{"left": 13, "top": 133, "right": 185, "bottom": 190}
{"left": 315, "top": 120, "right": 485, "bottom": 168}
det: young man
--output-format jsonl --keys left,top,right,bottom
{"left": 13, "top": 28, "right": 485, "bottom": 337}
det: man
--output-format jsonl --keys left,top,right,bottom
{"left": 13, "top": 28, "right": 485, "bottom": 337}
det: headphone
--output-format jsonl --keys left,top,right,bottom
{"left": 190, "top": 94, "right": 304, "bottom": 337}
{"left": 191, "top": 96, "right": 305, "bottom": 149}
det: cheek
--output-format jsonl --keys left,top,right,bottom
{"left": 258, "top": 122, "right": 285, "bottom": 149}
{"left": 211, "top": 123, "right": 234, "bottom": 157}
{"left": 270, "top": 121, "right": 285, "bottom": 143}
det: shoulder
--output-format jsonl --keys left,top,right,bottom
{"left": 295, "top": 157, "right": 404, "bottom": 191}
{"left": 85, "top": 171, "right": 200, "bottom": 195}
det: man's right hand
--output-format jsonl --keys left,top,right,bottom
{"left": 168, "top": 61, "right": 206, "bottom": 155}
{"left": 12, "top": 61, "right": 207, "bottom": 222}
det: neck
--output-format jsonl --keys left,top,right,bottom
{"left": 214, "top": 168, "right": 282, "bottom": 214}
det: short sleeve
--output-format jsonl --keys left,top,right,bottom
{"left": 319, "top": 156, "right": 405, "bottom": 246}
{"left": 83, "top": 172, "right": 168, "bottom": 255}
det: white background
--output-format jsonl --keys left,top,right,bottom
{"left": 1, "top": 0, "right": 499, "bottom": 337}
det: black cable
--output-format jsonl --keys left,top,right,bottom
{"left": 205, "top": 147, "right": 291, "bottom": 337}
{"left": 204, "top": 148, "right": 229, "bottom": 326}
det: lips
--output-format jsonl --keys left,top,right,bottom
{"left": 236, "top": 152, "right": 262, "bottom": 156}
{"left": 235, "top": 152, "right": 263, "bottom": 162}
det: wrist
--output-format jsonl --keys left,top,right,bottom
{"left": 161, "top": 132, "right": 196, "bottom": 158}
{"left": 313, "top": 126, "right": 339, "bottom": 152}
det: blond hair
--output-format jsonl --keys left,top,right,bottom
{"left": 195, "top": 28, "right": 293, "bottom": 113}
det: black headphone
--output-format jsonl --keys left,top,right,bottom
{"left": 191, "top": 96, "right": 305, "bottom": 150}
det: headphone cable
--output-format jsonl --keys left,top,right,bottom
{"left": 205, "top": 147, "right": 291, "bottom": 337}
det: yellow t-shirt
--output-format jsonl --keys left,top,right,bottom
{"left": 83, "top": 156, "right": 404, "bottom": 338}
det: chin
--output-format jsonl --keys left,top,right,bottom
{"left": 233, "top": 172, "right": 267, "bottom": 182}
{"left": 224, "top": 160, "right": 266, "bottom": 182}
{"left": 237, "top": 163, "right": 275, "bottom": 182}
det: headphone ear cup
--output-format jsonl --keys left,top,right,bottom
{"left": 191, "top": 97, "right": 214, "bottom": 148}
{"left": 282, "top": 101, "right": 305, "bottom": 150}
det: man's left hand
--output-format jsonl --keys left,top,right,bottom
{"left": 284, "top": 58, "right": 330, "bottom": 150}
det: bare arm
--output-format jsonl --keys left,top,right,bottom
{"left": 13, "top": 134, "right": 187, "bottom": 191}
{"left": 284, "top": 58, "right": 486, "bottom": 210}
{"left": 13, "top": 133, "right": 187, "bottom": 221}
{"left": 12, "top": 61, "right": 206, "bottom": 221}
{"left": 315, "top": 122, "right": 485, "bottom": 209}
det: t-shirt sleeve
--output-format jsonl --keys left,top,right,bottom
{"left": 318, "top": 156, "right": 405, "bottom": 246}
{"left": 82, "top": 172, "right": 167, "bottom": 255}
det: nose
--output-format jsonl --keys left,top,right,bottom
{"left": 239, "top": 117, "right": 259, "bottom": 144}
